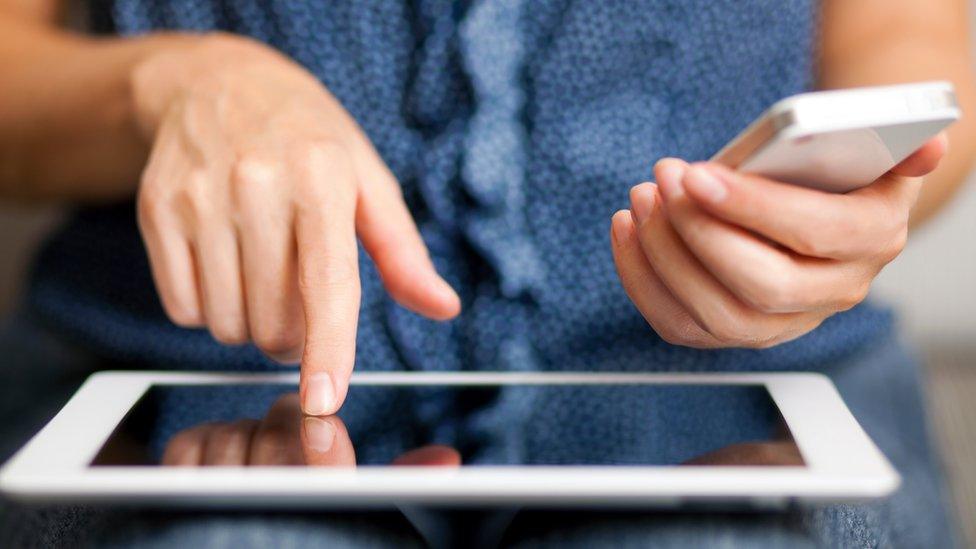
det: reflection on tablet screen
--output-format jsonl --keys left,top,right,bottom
{"left": 91, "top": 384, "right": 804, "bottom": 468}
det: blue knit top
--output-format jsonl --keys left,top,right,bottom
{"left": 27, "top": 1, "right": 894, "bottom": 458}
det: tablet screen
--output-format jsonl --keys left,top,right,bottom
{"left": 91, "top": 384, "right": 804, "bottom": 468}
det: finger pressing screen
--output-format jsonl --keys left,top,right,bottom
{"left": 295, "top": 149, "right": 360, "bottom": 416}
{"left": 301, "top": 415, "right": 356, "bottom": 467}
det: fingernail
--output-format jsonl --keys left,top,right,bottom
{"left": 303, "top": 417, "right": 336, "bottom": 453}
{"left": 630, "top": 184, "right": 657, "bottom": 225}
{"left": 685, "top": 165, "right": 727, "bottom": 203}
{"left": 657, "top": 161, "right": 687, "bottom": 200}
{"left": 304, "top": 373, "right": 335, "bottom": 416}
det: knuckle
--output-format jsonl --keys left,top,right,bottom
{"left": 294, "top": 139, "right": 355, "bottom": 196}
{"left": 136, "top": 186, "right": 166, "bottom": 230}
{"left": 751, "top": 318, "right": 824, "bottom": 349}
{"left": 879, "top": 227, "right": 909, "bottom": 262}
{"left": 167, "top": 430, "right": 199, "bottom": 451}
{"left": 804, "top": 211, "right": 871, "bottom": 259}
{"left": 875, "top": 210, "right": 902, "bottom": 236}
{"left": 275, "top": 393, "right": 301, "bottom": 409}
{"left": 655, "top": 323, "right": 703, "bottom": 348}
{"left": 724, "top": 332, "right": 779, "bottom": 349}
{"left": 232, "top": 155, "right": 278, "bottom": 187}
{"left": 656, "top": 331, "right": 682, "bottom": 346}
{"left": 209, "top": 319, "right": 248, "bottom": 345}
{"left": 175, "top": 173, "right": 214, "bottom": 220}
{"left": 698, "top": 305, "right": 770, "bottom": 347}
{"left": 299, "top": 138, "right": 350, "bottom": 176}
{"left": 163, "top": 442, "right": 197, "bottom": 465}
{"left": 654, "top": 326, "right": 690, "bottom": 347}
{"left": 207, "top": 423, "right": 247, "bottom": 448}
{"left": 792, "top": 230, "right": 835, "bottom": 258}
{"left": 709, "top": 324, "right": 753, "bottom": 346}
{"left": 835, "top": 281, "right": 871, "bottom": 312}
{"left": 698, "top": 307, "right": 748, "bottom": 344}
{"left": 163, "top": 424, "right": 213, "bottom": 464}
{"left": 873, "top": 200, "right": 911, "bottom": 240}
{"left": 255, "top": 427, "right": 291, "bottom": 454}
{"left": 746, "top": 337, "right": 784, "bottom": 350}
{"left": 230, "top": 155, "right": 278, "bottom": 207}
{"left": 302, "top": 137, "right": 348, "bottom": 162}
{"left": 165, "top": 302, "right": 201, "bottom": 328}
{"left": 747, "top": 273, "right": 801, "bottom": 314}
{"left": 253, "top": 324, "right": 303, "bottom": 357}
{"left": 877, "top": 205, "right": 905, "bottom": 232}
{"left": 211, "top": 332, "right": 247, "bottom": 346}
{"left": 299, "top": 255, "right": 359, "bottom": 293}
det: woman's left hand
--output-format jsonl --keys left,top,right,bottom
{"left": 611, "top": 134, "right": 947, "bottom": 349}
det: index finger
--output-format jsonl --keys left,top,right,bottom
{"left": 296, "top": 145, "right": 361, "bottom": 416}
{"left": 248, "top": 394, "right": 304, "bottom": 465}
{"left": 301, "top": 415, "right": 357, "bottom": 467}
{"left": 391, "top": 445, "right": 461, "bottom": 467}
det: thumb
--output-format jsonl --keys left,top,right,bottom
{"left": 889, "top": 132, "right": 948, "bottom": 178}
{"left": 352, "top": 145, "right": 461, "bottom": 320}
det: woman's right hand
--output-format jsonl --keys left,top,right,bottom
{"left": 131, "top": 34, "right": 460, "bottom": 416}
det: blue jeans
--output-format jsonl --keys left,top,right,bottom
{"left": 0, "top": 314, "right": 958, "bottom": 548}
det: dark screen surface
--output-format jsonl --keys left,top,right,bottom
{"left": 91, "top": 384, "right": 804, "bottom": 468}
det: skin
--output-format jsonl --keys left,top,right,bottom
{"left": 612, "top": 142, "right": 947, "bottom": 348}
{"left": 161, "top": 392, "right": 791, "bottom": 467}
{"left": 682, "top": 441, "right": 805, "bottom": 467}
{"left": 819, "top": 0, "right": 976, "bottom": 225}
{"left": 1, "top": 1, "right": 975, "bottom": 412}
{"left": 130, "top": 36, "right": 461, "bottom": 417}
{"left": 162, "top": 393, "right": 461, "bottom": 466}
{"left": 0, "top": 10, "right": 461, "bottom": 415}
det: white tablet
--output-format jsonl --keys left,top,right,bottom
{"left": 0, "top": 371, "right": 898, "bottom": 508}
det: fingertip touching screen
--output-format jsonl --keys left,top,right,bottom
{"left": 91, "top": 384, "right": 805, "bottom": 468}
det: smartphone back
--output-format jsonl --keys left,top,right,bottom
{"left": 712, "top": 82, "right": 960, "bottom": 193}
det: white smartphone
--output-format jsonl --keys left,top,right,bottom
{"left": 0, "top": 371, "right": 898, "bottom": 508}
{"left": 711, "top": 81, "right": 960, "bottom": 193}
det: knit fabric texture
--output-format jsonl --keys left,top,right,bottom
{"left": 27, "top": 1, "right": 896, "bottom": 456}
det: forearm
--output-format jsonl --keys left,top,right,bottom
{"left": 0, "top": 14, "right": 196, "bottom": 203}
{"left": 819, "top": 0, "right": 976, "bottom": 227}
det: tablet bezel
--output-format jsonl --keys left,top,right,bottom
{"left": 0, "top": 371, "right": 900, "bottom": 507}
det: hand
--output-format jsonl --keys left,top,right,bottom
{"left": 682, "top": 441, "right": 804, "bottom": 466}
{"left": 161, "top": 393, "right": 461, "bottom": 467}
{"left": 131, "top": 35, "right": 460, "bottom": 416}
{"left": 611, "top": 135, "right": 947, "bottom": 348}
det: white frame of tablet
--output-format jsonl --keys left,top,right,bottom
{"left": 0, "top": 371, "right": 899, "bottom": 507}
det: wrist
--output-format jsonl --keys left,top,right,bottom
{"left": 127, "top": 32, "right": 286, "bottom": 140}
